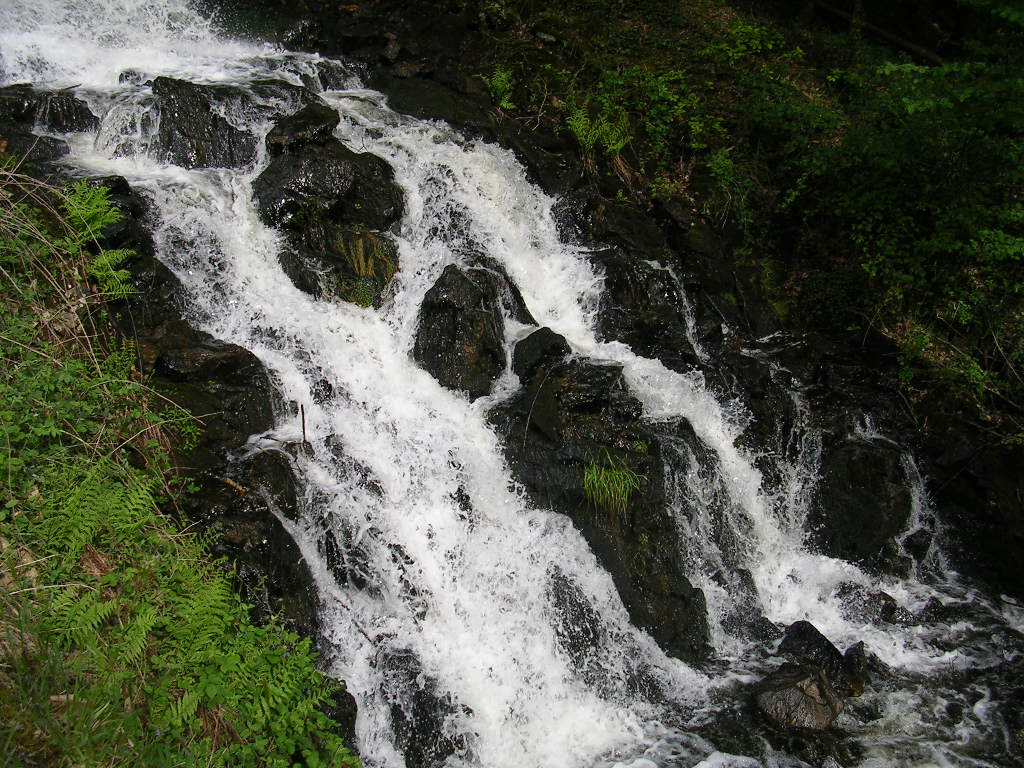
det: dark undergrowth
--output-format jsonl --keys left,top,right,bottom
{"left": 456, "top": 0, "right": 1023, "bottom": 443}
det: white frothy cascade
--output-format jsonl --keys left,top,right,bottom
{"left": 3, "top": 2, "right": 1020, "bottom": 766}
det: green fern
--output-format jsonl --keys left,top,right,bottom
{"left": 51, "top": 587, "right": 119, "bottom": 651}
{"left": 116, "top": 603, "right": 158, "bottom": 667}
{"left": 87, "top": 247, "right": 134, "bottom": 299}
{"left": 60, "top": 181, "right": 123, "bottom": 248}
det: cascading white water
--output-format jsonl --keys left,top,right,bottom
{"left": 3, "top": 2, "right": 1021, "bottom": 766}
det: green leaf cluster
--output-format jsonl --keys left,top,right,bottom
{"left": 583, "top": 449, "right": 644, "bottom": 517}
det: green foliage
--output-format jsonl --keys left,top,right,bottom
{"left": 467, "top": 0, "right": 1023, "bottom": 433}
{"left": 565, "top": 106, "right": 631, "bottom": 164}
{"left": 708, "top": 21, "right": 783, "bottom": 64}
{"left": 55, "top": 181, "right": 136, "bottom": 299}
{"left": 583, "top": 449, "right": 644, "bottom": 516}
{"left": 707, "top": 147, "right": 755, "bottom": 231}
{"left": 0, "top": 170, "right": 360, "bottom": 767}
{"left": 594, "top": 67, "right": 700, "bottom": 162}
{"left": 480, "top": 65, "right": 517, "bottom": 110}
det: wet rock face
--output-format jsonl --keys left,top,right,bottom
{"left": 777, "top": 620, "right": 870, "bottom": 698}
{"left": 254, "top": 122, "right": 402, "bottom": 230}
{"left": 588, "top": 245, "right": 701, "bottom": 373}
{"left": 0, "top": 84, "right": 93, "bottom": 163}
{"left": 94, "top": 175, "right": 322, "bottom": 641}
{"left": 150, "top": 319, "right": 276, "bottom": 464}
{"left": 489, "top": 344, "right": 711, "bottom": 662}
{"left": 926, "top": 437, "right": 1024, "bottom": 600}
{"left": 755, "top": 664, "right": 844, "bottom": 731}
{"left": 413, "top": 260, "right": 532, "bottom": 400}
{"left": 149, "top": 77, "right": 258, "bottom": 168}
{"left": 377, "top": 647, "right": 469, "bottom": 768}
{"left": 0, "top": 83, "right": 99, "bottom": 134}
{"left": 265, "top": 100, "right": 340, "bottom": 155}
{"left": 553, "top": 192, "right": 702, "bottom": 373}
{"left": 808, "top": 438, "right": 913, "bottom": 574}
{"left": 252, "top": 104, "right": 404, "bottom": 306}
{"left": 184, "top": 450, "right": 320, "bottom": 639}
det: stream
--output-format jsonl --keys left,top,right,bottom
{"left": 2, "top": 1, "right": 1021, "bottom": 766}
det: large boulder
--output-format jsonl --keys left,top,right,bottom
{"left": 0, "top": 84, "right": 99, "bottom": 133}
{"left": 265, "top": 100, "right": 340, "bottom": 155}
{"left": 252, "top": 105, "right": 405, "bottom": 306}
{"left": 413, "top": 258, "right": 533, "bottom": 399}
{"left": 552, "top": 191, "right": 702, "bottom": 373}
{"left": 588, "top": 245, "right": 702, "bottom": 373}
{"left": 754, "top": 663, "right": 844, "bottom": 731}
{"left": 253, "top": 127, "right": 402, "bottom": 231}
{"left": 184, "top": 450, "right": 320, "bottom": 638}
{"left": 0, "top": 84, "right": 90, "bottom": 163}
{"left": 148, "top": 77, "right": 259, "bottom": 168}
{"left": 489, "top": 343, "right": 711, "bottom": 662}
{"left": 808, "top": 437, "right": 914, "bottom": 574}
{"left": 777, "top": 620, "right": 870, "bottom": 698}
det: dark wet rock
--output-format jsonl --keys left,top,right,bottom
{"left": 489, "top": 356, "right": 711, "bottom": 662}
{"left": 777, "top": 620, "right": 867, "bottom": 698}
{"left": 0, "top": 128, "right": 68, "bottom": 164}
{"left": 587, "top": 246, "right": 701, "bottom": 373}
{"left": 279, "top": 226, "right": 400, "bottom": 307}
{"left": 553, "top": 192, "right": 703, "bottom": 371}
{"left": 413, "top": 263, "right": 515, "bottom": 399}
{"left": 37, "top": 91, "right": 99, "bottom": 133}
{"left": 749, "top": 616, "right": 784, "bottom": 645}
{"left": 265, "top": 100, "right": 339, "bottom": 155}
{"left": 319, "top": 520, "right": 373, "bottom": 592}
{"left": 512, "top": 326, "right": 571, "bottom": 382}
{"left": 183, "top": 450, "right": 319, "bottom": 638}
{"left": 321, "top": 686, "right": 360, "bottom": 751}
{"left": 755, "top": 663, "right": 844, "bottom": 731}
{"left": 836, "top": 583, "right": 915, "bottom": 626}
{"left": 0, "top": 84, "right": 98, "bottom": 134}
{"left": 547, "top": 566, "right": 603, "bottom": 670}
{"left": 253, "top": 127, "right": 402, "bottom": 230}
{"left": 808, "top": 437, "right": 913, "bottom": 574}
{"left": 151, "top": 319, "right": 276, "bottom": 465}
{"left": 463, "top": 252, "right": 535, "bottom": 325}
{"left": 377, "top": 647, "right": 469, "bottom": 768}
{"left": 0, "top": 85, "right": 38, "bottom": 125}
{"left": 925, "top": 435, "right": 1024, "bottom": 600}
{"left": 149, "top": 77, "right": 258, "bottom": 168}
{"left": 253, "top": 107, "right": 404, "bottom": 305}
{"left": 842, "top": 642, "right": 870, "bottom": 697}
{"left": 0, "top": 85, "right": 77, "bottom": 164}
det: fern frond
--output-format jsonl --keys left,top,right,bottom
{"left": 60, "top": 181, "right": 123, "bottom": 248}
{"left": 51, "top": 587, "right": 118, "bottom": 650}
{"left": 117, "top": 602, "right": 158, "bottom": 667}
{"left": 169, "top": 686, "right": 201, "bottom": 729}
{"left": 88, "top": 248, "right": 135, "bottom": 299}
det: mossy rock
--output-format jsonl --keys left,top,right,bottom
{"left": 279, "top": 227, "right": 400, "bottom": 308}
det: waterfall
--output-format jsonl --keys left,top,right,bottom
{"left": 3, "top": 2, "right": 1021, "bottom": 766}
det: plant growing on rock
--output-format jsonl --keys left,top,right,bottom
{"left": 583, "top": 448, "right": 644, "bottom": 518}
